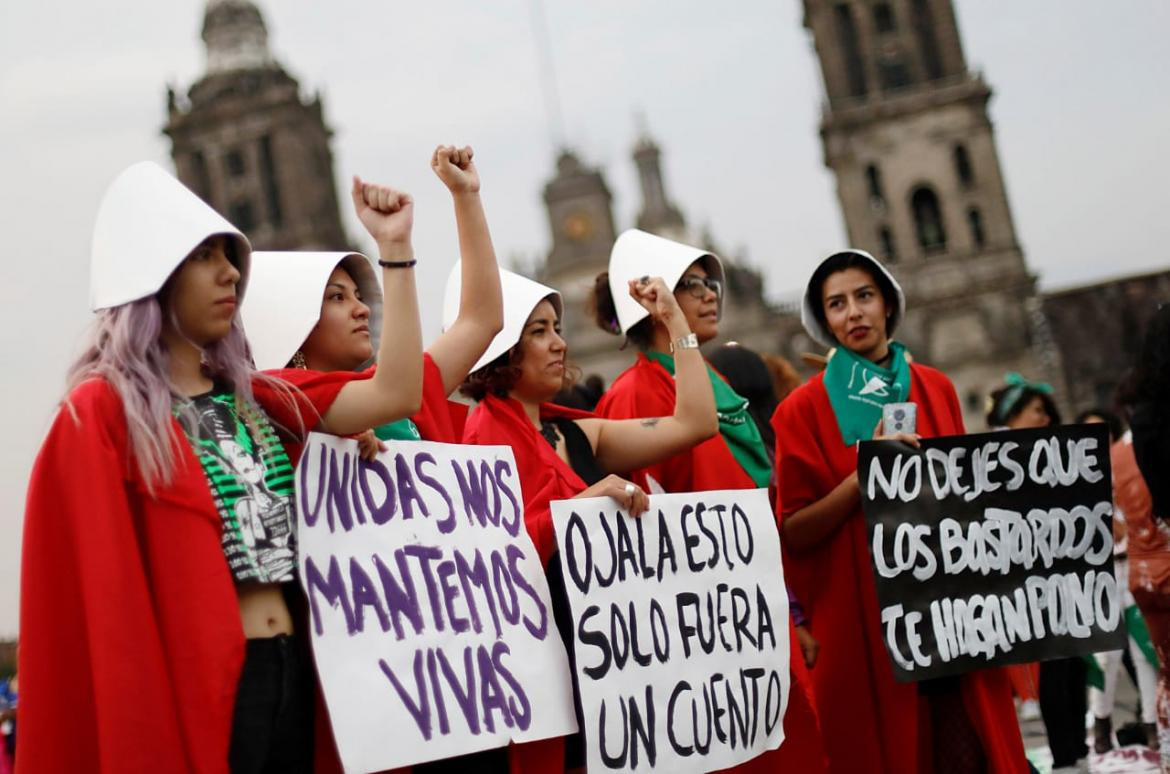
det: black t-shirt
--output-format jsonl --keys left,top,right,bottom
{"left": 175, "top": 389, "right": 298, "bottom": 584}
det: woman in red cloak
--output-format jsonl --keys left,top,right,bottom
{"left": 591, "top": 228, "right": 828, "bottom": 773}
{"left": 19, "top": 163, "right": 425, "bottom": 773}
{"left": 770, "top": 249, "right": 1027, "bottom": 773}
{"left": 452, "top": 266, "right": 719, "bottom": 772}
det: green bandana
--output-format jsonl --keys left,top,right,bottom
{"left": 822, "top": 341, "right": 912, "bottom": 445}
{"left": 647, "top": 352, "right": 772, "bottom": 488}
{"left": 374, "top": 417, "right": 422, "bottom": 442}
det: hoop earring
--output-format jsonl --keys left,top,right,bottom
{"left": 290, "top": 350, "right": 308, "bottom": 369}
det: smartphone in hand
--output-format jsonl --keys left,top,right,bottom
{"left": 882, "top": 402, "right": 917, "bottom": 435}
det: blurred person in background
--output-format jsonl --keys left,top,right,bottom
{"left": 1080, "top": 406, "right": 1159, "bottom": 754}
{"left": 987, "top": 374, "right": 1087, "bottom": 771}
{"left": 1124, "top": 305, "right": 1170, "bottom": 769}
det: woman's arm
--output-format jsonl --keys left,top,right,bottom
{"left": 424, "top": 145, "right": 505, "bottom": 394}
{"left": 781, "top": 421, "right": 919, "bottom": 553}
{"left": 581, "top": 277, "right": 719, "bottom": 473}
{"left": 781, "top": 471, "right": 862, "bottom": 554}
{"left": 318, "top": 178, "right": 423, "bottom": 435}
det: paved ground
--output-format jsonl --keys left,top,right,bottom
{"left": 1021, "top": 677, "right": 1160, "bottom": 773}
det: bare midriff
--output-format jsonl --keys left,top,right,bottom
{"left": 237, "top": 582, "right": 294, "bottom": 638}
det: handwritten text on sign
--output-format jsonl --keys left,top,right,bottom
{"left": 552, "top": 489, "right": 789, "bottom": 773}
{"left": 296, "top": 434, "right": 577, "bottom": 773}
{"left": 859, "top": 424, "right": 1126, "bottom": 682}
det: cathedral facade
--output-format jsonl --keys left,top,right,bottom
{"left": 164, "top": 0, "right": 347, "bottom": 252}
{"left": 164, "top": 0, "right": 1167, "bottom": 424}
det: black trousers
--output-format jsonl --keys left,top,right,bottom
{"left": 229, "top": 634, "right": 315, "bottom": 774}
{"left": 1039, "top": 657, "right": 1088, "bottom": 767}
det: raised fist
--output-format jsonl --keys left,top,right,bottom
{"left": 628, "top": 276, "right": 682, "bottom": 325}
{"left": 431, "top": 145, "right": 479, "bottom": 194}
{"left": 350, "top": 176, "right": 414, "bottom": 251}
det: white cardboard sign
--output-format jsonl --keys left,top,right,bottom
{"left": 551, "top": 489, "right": 790, "bottom": 773}
{"left": 296, "top": 434, "right": 578, "bottom": 773}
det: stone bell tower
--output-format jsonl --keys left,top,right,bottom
{"left": 802, "top": 0, "right": 1062, "bottom": 423}
{"left": 164, "top": 0, "right": 347, "bottom": 250}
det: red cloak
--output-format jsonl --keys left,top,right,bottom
{"left": 595, "top": 354, "right": 757, "bottom": 492}
{"left": 771, "top": 365, "right": 1027, "bottom": 774}
{"left": 461, "top": 393, "right": 599, "bottom": 774}
{"left": 596, "top": 353, "right": 829, "bottom": 773}
{"left": 462, "top": 394, "right": 592, "bottom": 565}
{"left": 260, "top": 353, "right": 467, "bottom": 460}
{"left": 18, "top": 370, "right": 361, "bottom": 773}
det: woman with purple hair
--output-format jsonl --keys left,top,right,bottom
{"left": 18, "top": 162, "right": 424, "bottom": 773}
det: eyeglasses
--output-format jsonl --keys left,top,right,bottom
{"left": 676, "top": 275, "right": 722, "bottom": 300}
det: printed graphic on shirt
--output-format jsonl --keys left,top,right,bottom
{"left": 177, "top": 391, "right": 297, "bottom": 583}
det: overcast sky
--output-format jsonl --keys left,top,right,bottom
{"left": 0, "top": 1, "right": 1167, "bottom": 637}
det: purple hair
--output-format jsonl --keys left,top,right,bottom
{"left": 64, "top": 294, "right": 292, "bottom": 493}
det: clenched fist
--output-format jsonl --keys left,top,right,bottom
{"left": 431, "top": 145, "right": 479, "bottom": 194}
{"left": 351, "top": 176, "right": 414, "bottom": 258}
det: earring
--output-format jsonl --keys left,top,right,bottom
{"left": 290, "top": 350, "right": 308, "bottom": 369}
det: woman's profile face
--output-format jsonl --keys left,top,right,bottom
{"left": 821, "top": 267, "right": 889, "bottom": 360}
{"left": 299, "top": 266, "right": 373, "bottom": 371}
{"left": 163, "top": 236, "right": 241, "bottom": 347}
{"left": 673, "top": 260, "right": 721, "bottom": 344}
{"left": 510, "top": 299, "right": 567, "bottom": 403}
{"left": 1008, "top": 395, "right": 1052, "bottom": 429}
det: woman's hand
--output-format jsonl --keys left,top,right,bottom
{"left": 354, "top": 430, "right": 386, "bottom": 462}
{"left": 431, "top": 145, "right": 479, "bottom": 194}
{"left": 351, "top": 177, "right": 414, "bottom": 257}
{"left": 795, "top": 625, "right": 820, "bottom": 668}
{"left": 628, "top": 276, "right": 686, "bottom": 331}
{"left": 872, "top": 419, "right": 921, "bottom": 449}
{"left": 578, "top": 474, "right": 650, "bottom": 517}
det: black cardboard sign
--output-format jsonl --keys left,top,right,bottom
{"left": 859, "top": 424, "right": 1126, "bottom": 682}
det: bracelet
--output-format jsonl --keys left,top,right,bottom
{"left": 378, "top": 258, "right": 417, "bottom": 269}
{"left": 670, "top": 332, "right": 699, "bottom": 352}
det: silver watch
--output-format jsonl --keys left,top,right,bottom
{"left": 671, "top": 332, "right": 699, "bottom": 352}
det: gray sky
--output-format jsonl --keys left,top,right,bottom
{"left": 1, "top": 1, "right": 1167, "bottom": 637}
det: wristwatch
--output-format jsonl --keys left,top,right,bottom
{"left": 670, "top": 332, "right": 699, "bottom": 353}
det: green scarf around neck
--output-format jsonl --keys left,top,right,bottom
{"left": 646, "top": 351, "right": 772, "bottom": 488}
{"left": 822, "top": 342, "right": 911, "bottom": 446}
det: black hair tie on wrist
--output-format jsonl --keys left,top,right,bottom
{"left": 378, "top": 258, "right": 417, "bottom": 269}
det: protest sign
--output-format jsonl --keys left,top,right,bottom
{"left": 859, "top": 424, "right": 1126, "bottom": 682}
{"left": 551, "top": 488, "right": 789, "bottom": 773}
{"left": 296, "top": 434, "right": 577, "bottom": 772}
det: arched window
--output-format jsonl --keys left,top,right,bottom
{"left": 834, "top": 4, "right": 868, "bottom": 97}
{"left": 912, "top": 0, "right": 943, "bottom": 80}
{"left": 189, "top": 150, "right": 212, "bottom": 202}
{"left": 967, "top": 207, "right": 985, "bottom": 248}
{"left": 878, "top": 225, "right": 897, "bottom": 262}
{"left": 259, "top": 135, "right": 283, "bottom": 228}
{"left": 873, "top": 3, "right": 896, "bottom": 33}
{"left": 866, "top": 163, "right": 885, "bottom": 206}
{"left": 229, "top": 200, "right": 256, "bottom": 233}
{"left": 224, "top": 148, "right": 246, "bottom": 177}
{"left": 954, "top": 144, "right": 974, "bottom": 187}
{"left": 911, "top": 186, "right": 947, "bottom": 253}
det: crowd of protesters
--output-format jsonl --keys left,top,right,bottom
{"left": 14, "top": 151, "right": 1170, "bottom": 774}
